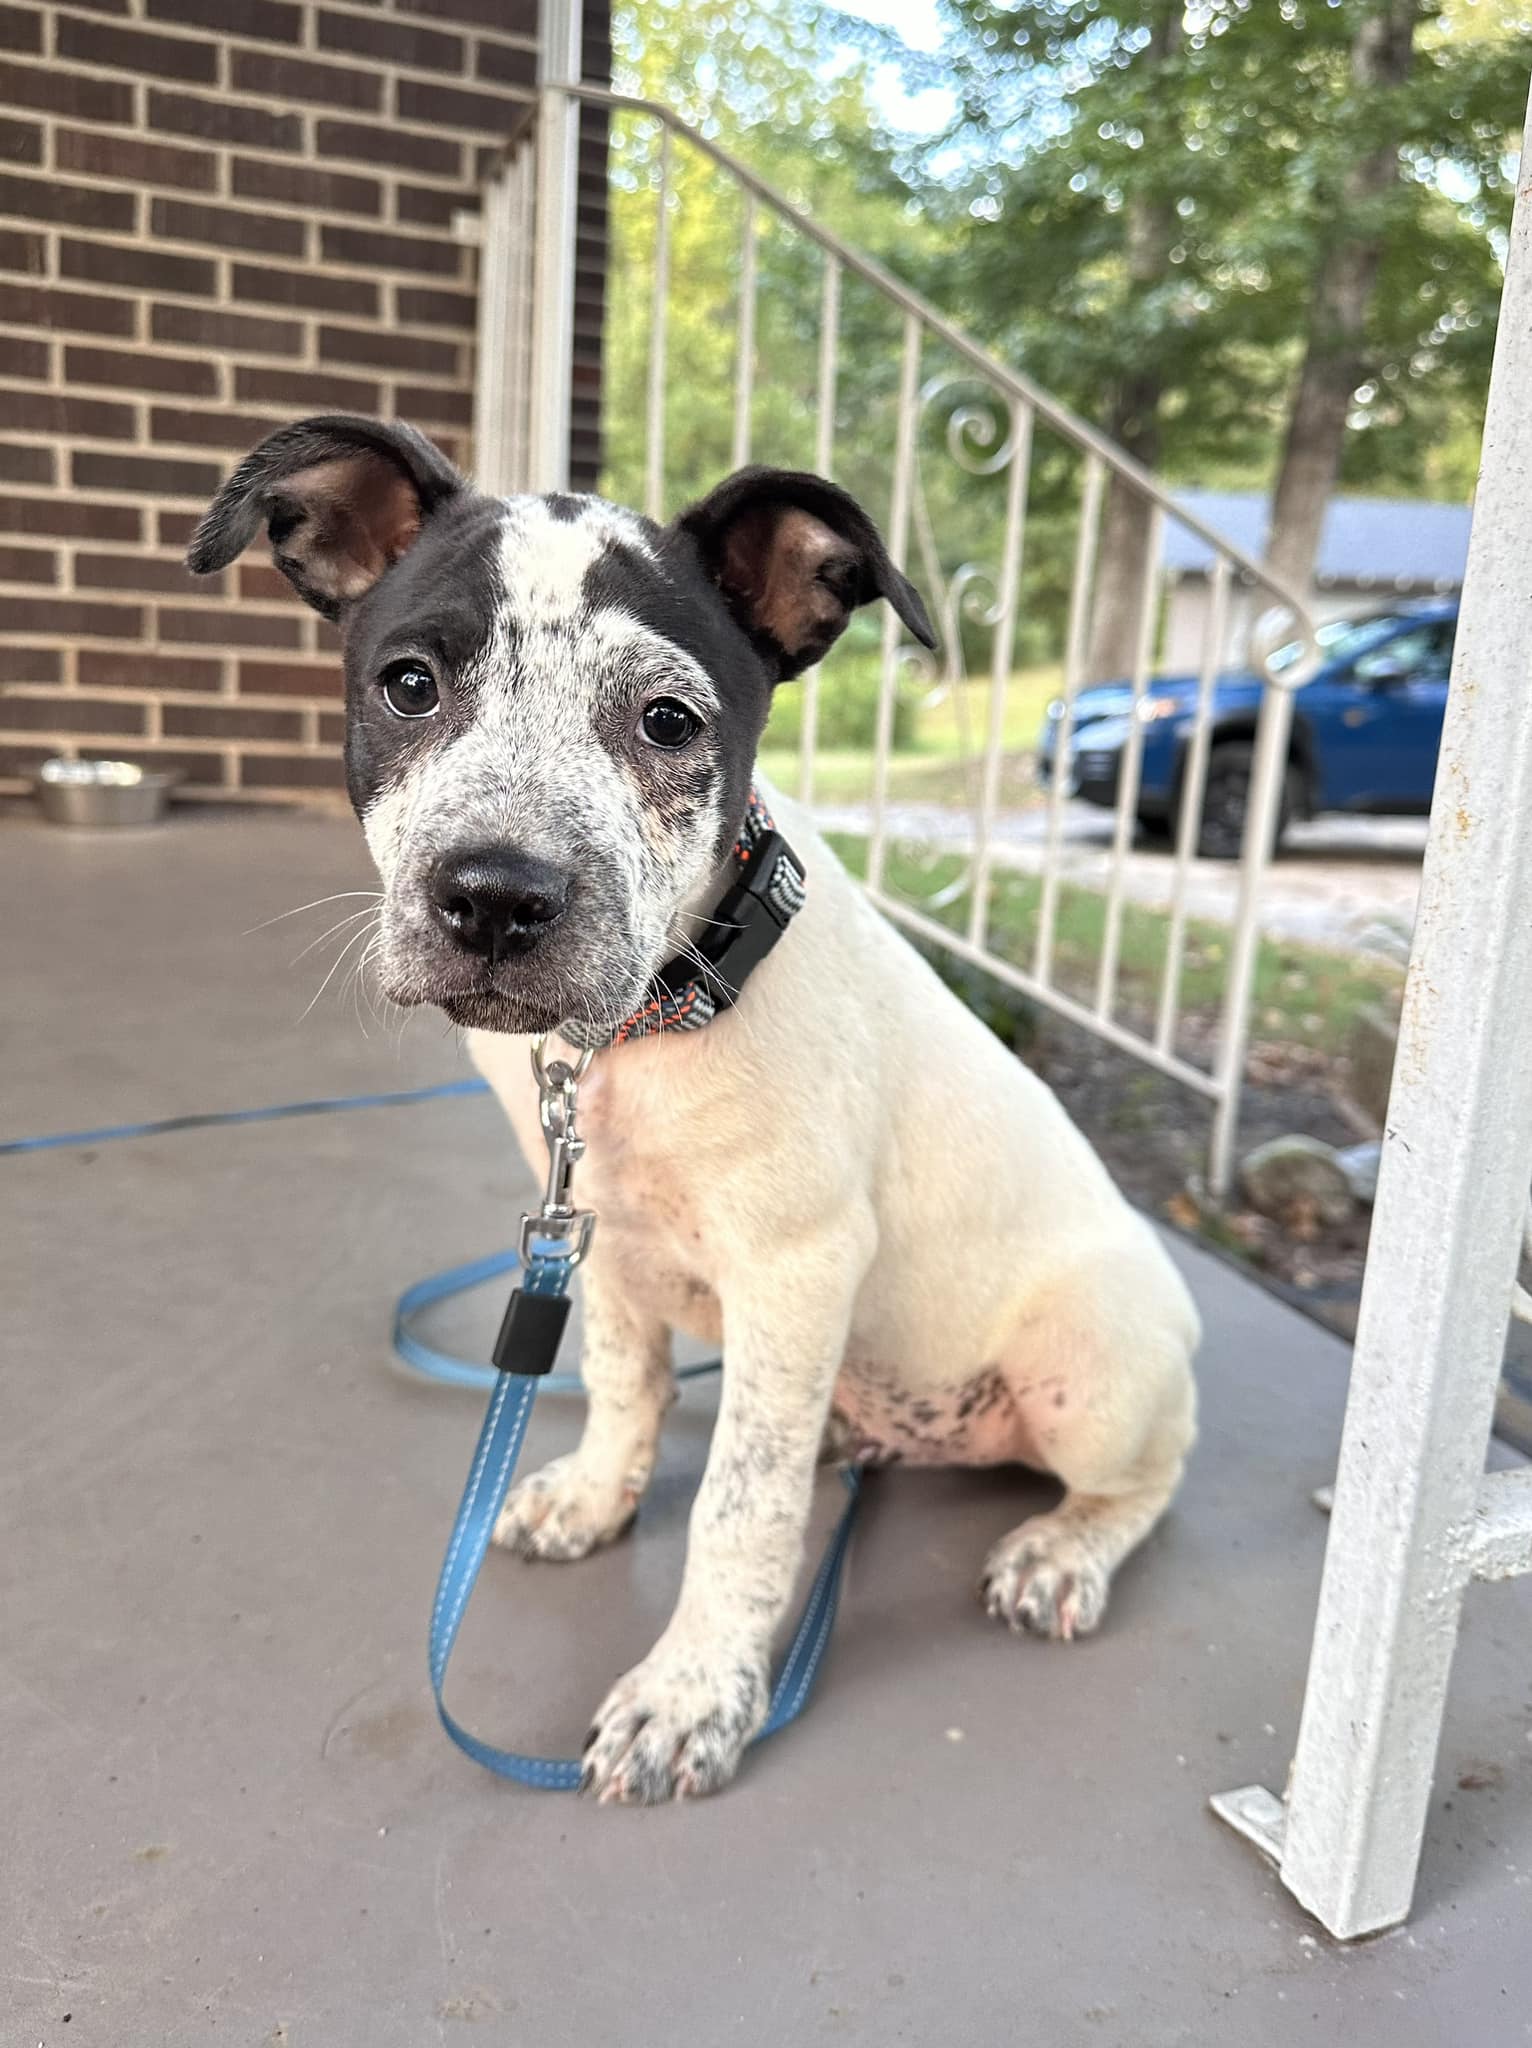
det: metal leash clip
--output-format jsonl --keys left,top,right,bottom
{"left": 492, "top": 1037, "right": 598, "bottom": 1377}
{"left": 520, "top": 1035, "right": 598, "bottom": 1269}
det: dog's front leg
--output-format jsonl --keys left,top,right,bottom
{"left": 492, "top": 1250, "right": 672, "bottom": 1561}
{"left": 581, "top": 1216, "right": 873, "bottom": 1805}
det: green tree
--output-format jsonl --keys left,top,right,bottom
{"left": 899, "top": 0, "right": 1526, "bottom": 652}
{"left": 609, "top": 0, "right": 1524, "bottom": 703}
{"left": 1265, "top": 1, "right": 1515, "bottom": 586}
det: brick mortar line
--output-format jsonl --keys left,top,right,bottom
{"left": 3, "top": 272, "right": 479, "bottom": 320}
{"left": 0, "top": 574, "right": 346, "bottom": 623}
{"left": 0, "top": 727, "right": 344, "bottom": 758}
{"left": 43, "top": 5, "right": 540, "bottom": 65}
{"left": 23, "top": 315, "right": 484, "bottom": 382}
{"left": 0, "top": 278, "right": 305, "bottom": 313}
{"left": 28, "top": 332, "right": 326, "bottom": 368}
{"left": 0, "top": 101, "right": 527, "bottom": 186}
{"left": 0, "top": 222, "right": 478, "bottom": 286}
{"left": 0, "top": 640, "right": 337, "bottom": 665}
{"left": 1, "top": 141, "right": 497, "bottom": 196}
{"left": 0, "top": 477, "right": 217, "bottom": 504}
{"left": 14, "top": 30, "right": 540, "bottom": 109}
{"left": 0, "top": 610, "right": 320, "bottom": 637}
{"left": 0, "top": 594, "right": 311, "bottom": 621}
{"left": 0, "top": 351, "right": 474, "bottom": 393}
{"left": 38, "top": 0, "right": 544, "bottom": 62}
{"left": 2, "top": 717, "right": 343, "bottom": 754}
{"left": 3, "top": 682, "right": 339, "bottom": 707}
{"left": 0, "top": 648, "right": 318, "bottom": 672}
{"left": 18, "top": 155, "right": 487, "bottom": 229}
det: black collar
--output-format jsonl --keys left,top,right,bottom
{"left": 607, "top": 789, "right": 806, "bottom": 1046}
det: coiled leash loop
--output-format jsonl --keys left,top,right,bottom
{"left": 422, "top": 1038, "right": 863, "bottom": 1789}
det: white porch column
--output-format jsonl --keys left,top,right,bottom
{"left": 1214, "top": 78, "right": 1532, "bottom": 1938}
{"left": 527, "top": 0, "right": 582, "bottom": 493}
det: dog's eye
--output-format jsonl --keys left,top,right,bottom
{"left": 379, "top": 660, "right": 440, "bottom": 720}
{"left": 641, "top": 697, "right": 700, "bottom": 750}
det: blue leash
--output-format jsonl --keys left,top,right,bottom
{"left": 0, "top": 1076, "right": 491, "bottom": 1157}
{"left": 408, "top": 1239, "right": 864, "bottom": 1788}
{"left": 3, "top": 1074, "right": 864, "bottom": 1790}
{"left": 392, "top": 1246, "right": 720, "bottom": 1397}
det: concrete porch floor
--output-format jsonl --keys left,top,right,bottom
{"left": 5, "top": 801, "right": 1531, "bottom": 2048}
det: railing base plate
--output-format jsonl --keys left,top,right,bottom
{"left": 1210, "top": 1783, "right": 1286, "bottom": 1867}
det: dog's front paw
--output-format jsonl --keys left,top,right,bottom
{"left": 980, "top": 1519, "right": 1110, "bottom": 1641}
{"left": 580, "top": 1645, "right": 768, "bottom": 1804}
{"left": 492, "top": 1454, "right": 638, "bottom": 1562}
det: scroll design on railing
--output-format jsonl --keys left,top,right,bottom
{"left": 892, "top": 373, "right": 1028, "bottom": 911}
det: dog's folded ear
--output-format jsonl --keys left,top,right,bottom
{"left": 675, "top": 467, "right": 937, "bottom": 680}
{"left": 185, "top": 414, "right": 464, "bottom": 621}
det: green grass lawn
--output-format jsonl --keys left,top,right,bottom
{"left": 831, "top": 834, "right": 1403, "bottom": 1059}
{"left": 763, "top": 661, "right": 1404, "bottom": 1061}
{"left": 758, "top": 663, "right": 1060, "bottom": 808}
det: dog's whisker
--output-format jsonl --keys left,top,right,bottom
{"left": 245, "top": 889, "right": 382, "bottom": 938}
{"left": 361, "top": 935, "right": 406, "bottom": 1041}
{"left": 357, "top": 934, "right": 390, "bottom": 1034}
{"left": 670, "top": 932, "right": 738, "bottom": 1006}
{"left": 346, "top": 957, "right": 369, "bottom": 1039}
{"left": 289, "top": 903, "right": 382, "bottom": 967}
{"left": 299, "top": 918, "right": 378, "bottom": 1021}
{"left": 353, "top": 953, "right": 375, "bottom": 1030}
{"left": 344, "top": 930, "right": 383, "bottom": 1039}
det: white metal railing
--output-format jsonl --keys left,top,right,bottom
{"left": 474, "top": 76, "right": 1319, "bottom": 1198}
{"left": 469, "top": 103, "right": 535, "bottom": 498}
{"left": 1211, "top": 81, "right": 1532, "bottom": 1938}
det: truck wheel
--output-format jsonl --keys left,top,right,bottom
{"left": 1194, "top": 742, "right": 1298, "bottom": 860}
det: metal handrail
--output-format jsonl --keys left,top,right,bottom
{"left": 557, "top": 81, "right": 1317, "bottom": 644}
{"left": 475, "top": 80, "right": 1321, "bottom": 1195}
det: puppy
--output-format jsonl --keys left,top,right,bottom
{"left": 190, "top": 416, "right": 1200, "bottom": 1805}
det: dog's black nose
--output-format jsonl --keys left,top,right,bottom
{"left": 429, "top": 848, "right": 570, "bottom": 960}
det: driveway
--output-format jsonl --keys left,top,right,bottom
{"left": 813, "top": 798, "right": 1427, "bottom": 960}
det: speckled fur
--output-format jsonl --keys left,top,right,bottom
{"left": 474, "top": 784, "right": 1201, "bottom": 1805}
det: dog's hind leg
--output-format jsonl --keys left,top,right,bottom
{"left": 979, "top": 1264, "right": 1198, "bottom": 1640}
{"left": 493, "top": 1254, "right": 673, "bottom": 1562}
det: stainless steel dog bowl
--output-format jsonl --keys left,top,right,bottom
{"left": 35, "top": 758, "right": 179, "bottom": 828}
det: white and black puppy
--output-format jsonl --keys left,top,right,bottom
{"left": 190, "top": 416, "right": 1200, "bottom": 1806}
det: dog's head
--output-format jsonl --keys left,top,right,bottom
{"left": 188, "top": 415, "right": 934, "bottom": 1035}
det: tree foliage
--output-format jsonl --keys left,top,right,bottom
{"left": 603, "top": 0, "right": 1529, "bottom": 680}
{"left": 903, "top": 0, "right": 1526, "bottom": 501}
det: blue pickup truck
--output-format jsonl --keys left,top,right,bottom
{"left": 1036, "top": 599, "right": 1458, "bottom": 857}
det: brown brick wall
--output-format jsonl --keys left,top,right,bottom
{"left": 0, "top": 0, "right": 609, "bottom": 801}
